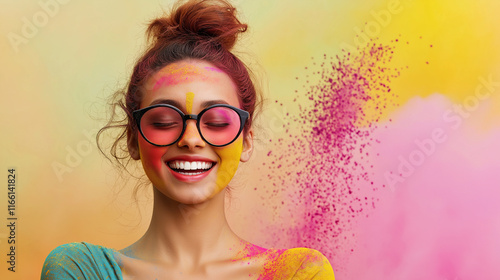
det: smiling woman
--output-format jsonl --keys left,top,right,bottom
{"left": 40, "top": 0, "right": 334, "bottom": 279}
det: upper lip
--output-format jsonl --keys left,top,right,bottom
{"left": 165, "top": 155, "right": 216, "bottom": 163}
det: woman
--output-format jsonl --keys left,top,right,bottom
{"left": 41, "top": 0, "right": 335, "bottom": 279}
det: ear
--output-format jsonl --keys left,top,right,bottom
{"left": 127, "top": 128, "right": 141, "bottom": 160}
{"left": 240, "top": 129, "right": 254, "bottom": 162}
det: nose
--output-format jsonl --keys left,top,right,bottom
{"left": 177, "top": 119, "right": 205, "bottom": 150}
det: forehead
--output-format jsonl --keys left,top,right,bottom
{"left": 141, "top": 60, "right": 240, "bottom": 110}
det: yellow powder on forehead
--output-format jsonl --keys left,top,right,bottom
{"left": 185, "top": 92, "right": 195, "bottom": 114}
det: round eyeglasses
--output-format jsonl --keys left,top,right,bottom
{"left": 133, "top": 104, "right": 249, "bottom": 147}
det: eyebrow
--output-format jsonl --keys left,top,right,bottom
{"left": 148, "top": 99, "right": 231, "bottom": 110}
{"left": 200, "top": 100, "right": 229, "bottom": 108}
{"left": 149, "top": 99, "right": 183, "bottom": 109}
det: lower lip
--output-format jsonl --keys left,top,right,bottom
{"left": 167, "top": 163, "right": 215, "bottom": 183}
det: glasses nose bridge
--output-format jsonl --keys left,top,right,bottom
{"left": 184, "top": 114, "right": 199, "bottom": 122}
{"left": 182, "top": 113, "right": 201, "bottom": 136}
{"left": 183, "top": 114, "right": 200, "bottom": 128}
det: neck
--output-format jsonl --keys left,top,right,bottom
{"left": 128, "top": 187, "right": 241, "bottom": 268}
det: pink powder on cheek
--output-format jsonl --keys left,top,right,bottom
{"left": 137, "top": 136, "right": 167, "bottom": 183}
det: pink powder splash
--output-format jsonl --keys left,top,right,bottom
{"left": 256, "top": 38, "right": 402, "bottom": 273}
{"left": 342, "top": 94, "right": 500, "bottom": 279}
{"left": 254, "top": 35, "right": 500, "bottom": 278}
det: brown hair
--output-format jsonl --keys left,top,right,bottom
{"left": 97, "top": 0, "right": 261, "bottom": 172}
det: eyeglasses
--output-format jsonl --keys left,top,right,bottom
{"left": 133, "top": 104, "right": 249, "bottom": 147}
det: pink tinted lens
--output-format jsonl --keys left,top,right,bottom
{"left": 200, "top": 107, "right": 241, "bottom": 145}
{"left": 141, "top": 107, "right": 183, "bottom": 145}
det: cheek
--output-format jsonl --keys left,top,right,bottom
{"left": 215, "top": 138, "right": 243, "bottom": 191}
{"left": 138, "top": 137, "right": 166, "bottom": 181}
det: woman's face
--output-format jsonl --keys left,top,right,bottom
{"left": 129, "top": 59, "right": 253, "bottom": 204}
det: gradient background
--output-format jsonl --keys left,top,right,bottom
{"left": 1, "top": 0, "right": 499, "bottom": 279}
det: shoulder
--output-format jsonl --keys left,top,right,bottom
{"left": 272, "top": 248, "right": 335, "bottom": 279}
{"left": 41, "top": 242, "right": 91, "bottom": 279}
{"left": 45, "top": 242, "right": 91, "bottom": 258}
{"left": 41, "top": 242, "right": 122, "bottom": 280}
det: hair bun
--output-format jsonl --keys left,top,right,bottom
{"left": 147, "top": 0, "right": 247, "bottom": 51}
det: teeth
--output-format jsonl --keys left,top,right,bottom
{"left": 177, "top": 171, "right": 205, "bottom": 175}
{"left": 168, "top": 160, "right": 214, "bottom": 171}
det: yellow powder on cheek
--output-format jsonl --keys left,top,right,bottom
{"left": 215, "top": 138, "right": 243, "bottom": 192}
{"left": 185, "top": 92, "right": 195, "bottom": 114}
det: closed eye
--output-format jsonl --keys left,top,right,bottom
{"left": 205, "top": 122, "right": 230, "bottom": 127}
{"left": 152, "top": 122, "right": 180, "bottom": 129}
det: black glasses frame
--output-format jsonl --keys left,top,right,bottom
{"left": 133, "top": 104, "right": 249, "bottom": 147}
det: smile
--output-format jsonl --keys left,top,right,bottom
{"left": 167, "top": 160, "right": 215, "bottom": 176}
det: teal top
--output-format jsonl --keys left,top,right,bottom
{"left": 41, "top": 242, "right": 122, "bottom": 280}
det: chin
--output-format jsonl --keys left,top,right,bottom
{"left": 154, "top": 182, "right": 222, "bottom": 205}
